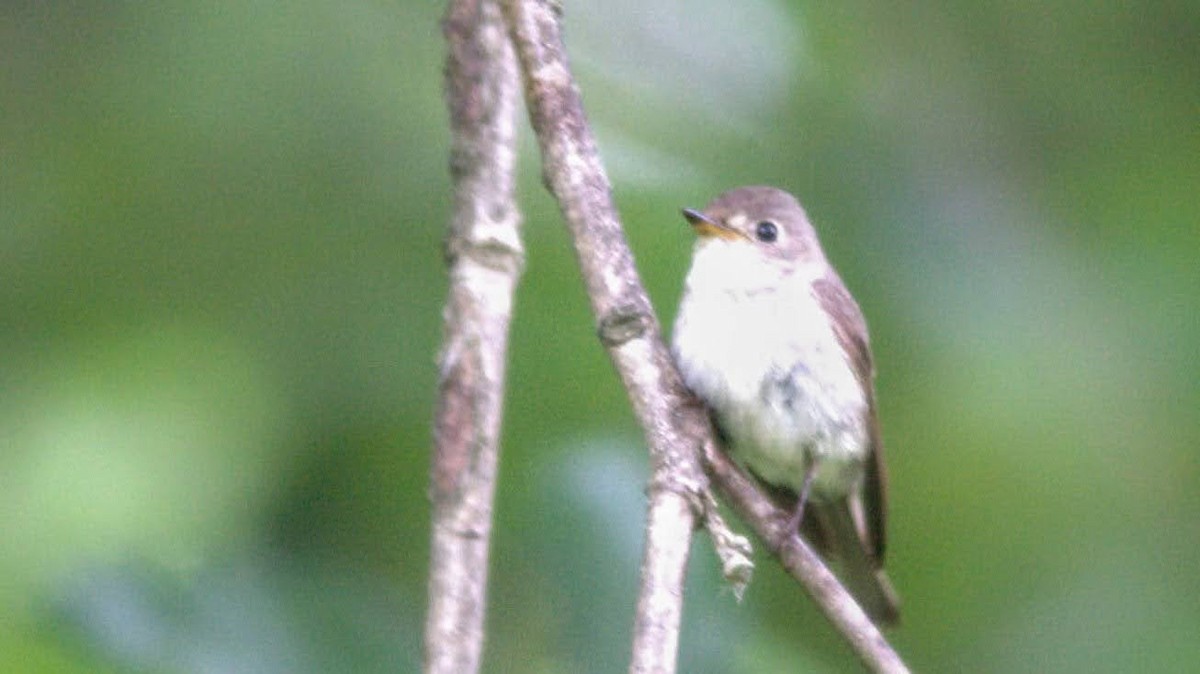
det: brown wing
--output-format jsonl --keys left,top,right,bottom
{"left": 812, "top": 275, "right": 889, "bottom": 564}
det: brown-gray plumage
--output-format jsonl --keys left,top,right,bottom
{"left": 673, "top": 186, "right": 898, "bottom": 625}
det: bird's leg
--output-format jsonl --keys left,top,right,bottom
{"left": 784, "top": 464, "right": 817, "bottom": 536}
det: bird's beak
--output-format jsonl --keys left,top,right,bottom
{"left": 682, "top": 208, "right": 742, "bottom": 241}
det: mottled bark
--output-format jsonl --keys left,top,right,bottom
{"left": 425, "top": 1, "right": 522, "bottom": 672}
{"left": 498, "top": 2, "right": 718, "bottom": 672}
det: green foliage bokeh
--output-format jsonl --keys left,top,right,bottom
{"left": 2, "top": 1, "right": 1198, "bottom": 672}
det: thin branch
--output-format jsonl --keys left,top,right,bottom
{"left": 498, "top": 1, "right": 718, "bottom": 672}
{"left": 425, "top": 1, "right": 523, "bottom": 673}
{"left": 704, "top": 442, "right": 910, "bottom": 674}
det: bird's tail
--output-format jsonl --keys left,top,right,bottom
{"left": 811, "top": 499, "right": 901, "bottom": 627}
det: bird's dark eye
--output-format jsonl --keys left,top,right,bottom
{"left": 755, "top": 221, "right": 778, "bottom": 243}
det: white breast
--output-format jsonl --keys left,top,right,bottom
{"left": 671, "top": 240, "right": 868, "bottom": 494}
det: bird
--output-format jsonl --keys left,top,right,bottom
{"left": 671, "top": 186, "right": 899, "bottom": 625}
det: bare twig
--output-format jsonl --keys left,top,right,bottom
{"left": 425, "top": 1, "right": 523, "bottom": 672}
{"left": 498, "top": 1, "right": 718, "bottom": 672}
{"left": 704, "top": 442, "right": 910, "bottom": 674}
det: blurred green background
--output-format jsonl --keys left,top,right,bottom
{"left": 3, "top": 1, "right": 1198, "bottom": 672}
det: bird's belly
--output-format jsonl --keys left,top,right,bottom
{"left": 673, "top": 286, "right": 868, "bottom": 495}
{"left": 721, "top": 376, "right": 868, "bottom": 497}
